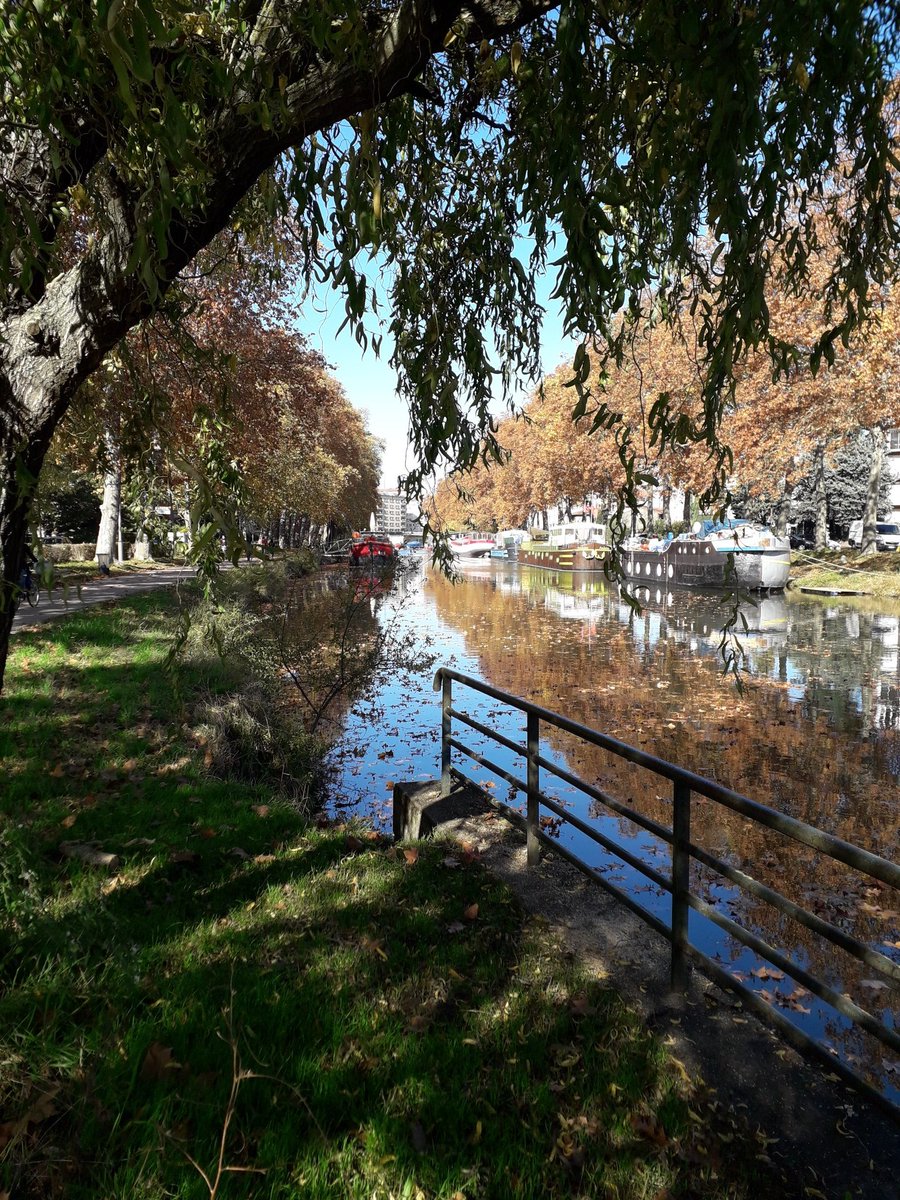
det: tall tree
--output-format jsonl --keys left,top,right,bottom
{"left": 2, "top": 1, "right": 900, "bottom": 687}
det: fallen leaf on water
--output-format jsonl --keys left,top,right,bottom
{"left": 751, "top": 966, "right": 785, "bottom": 982}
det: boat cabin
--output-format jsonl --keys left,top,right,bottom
{"left": 547, "top": 523, "right": 607, "bottom": 548}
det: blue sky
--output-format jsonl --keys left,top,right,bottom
{"left": 295, "top": 264, "right": 578, "bottom": 490}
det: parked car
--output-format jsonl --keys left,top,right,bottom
{"left": 848, "top": 520, "right": 900, "bottom": 550}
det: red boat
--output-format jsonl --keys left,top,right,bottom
{"left": 349, "top": 534, "right": 397, "bottom": 564}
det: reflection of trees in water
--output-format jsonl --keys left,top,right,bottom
{"left": 427, "top": 569, "right": 899, "bottom": 1091}
{"left": 273, "top": 568, "right": 392, "bottom": 735}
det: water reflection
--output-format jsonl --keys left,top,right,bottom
{"left": 328, "top": 561, "right": 900, "bottom": 1103}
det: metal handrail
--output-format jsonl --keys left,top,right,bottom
{"left": 432, "top": 666, "right": 900, "bottom": 1120}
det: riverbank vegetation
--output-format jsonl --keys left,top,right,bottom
{"left": 788, "top": 549, "right": 900, "bottom": 601}
{"left": 0, "top": 592, "right": 783, "bottom": 1198}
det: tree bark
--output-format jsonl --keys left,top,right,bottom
{"left": 682, "top": 489, "right": 692, "bottom": 525}
{"left": 813, "top": 443, "right": 828, "bottom": 550}
{"left": 860, "top": 428, "right": 884, "bottom": 556}
{"left": 94, "top": 430, "right": 121, "bottom": 563}
{"left": 774, "top": 475, "right": 793, "bottom": 537}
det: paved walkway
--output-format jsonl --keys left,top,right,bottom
{"left": 11, "top": 563, "right": 245, "bottom": 633}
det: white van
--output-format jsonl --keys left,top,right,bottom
{"left": 849, "top": 520, "right": 900, "bottom": 550}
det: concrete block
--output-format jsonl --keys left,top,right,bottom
{"left": 392, "top": 779, "right": 490, "bottom": 841}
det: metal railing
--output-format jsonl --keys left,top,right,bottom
{"left": 432, "top": 666, "right": 900, "bottom": 1120}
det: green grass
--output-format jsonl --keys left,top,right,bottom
{"left": 790, "top": 549, "right": 900, "bottom": 599}
{"left": 0, "top": 595, "right": 775, "bottom": 1198}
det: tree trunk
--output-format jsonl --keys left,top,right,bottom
{"left": 682, "top": 489, "right": 692, "bottom": 525}
{"left": 813, "top": 443, "right": 828, "bottom": 550}
{"left": 860, "top": 428, "right": 884, "bottom": 556}
{"left": 774, "top": 476, "right": 793, "bottom": 537}
{"left": 0, "top": 430, "right": 49, "bottom": 690}
{"left": 133, "top": 490, "right": 153, "bottom": 561}
{"left": 94, "top": 431, "right": 121, "bottom": 563}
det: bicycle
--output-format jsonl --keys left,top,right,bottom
{"left": 18, "top": 567, "right": 39, "bottom": 608}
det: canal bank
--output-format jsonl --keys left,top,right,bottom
{"left": 394, "top": 777, "right": 900, "bottom": 1200}
{"left": 2, "top": 588, "right": 799, "bottom": 1200}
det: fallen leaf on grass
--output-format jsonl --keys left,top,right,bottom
{"left": 0, "top": 1085, "right": 61, "bottom": 1151}
{"left": 197, "top": 827, "right": 217, "bottom": 840}
{"left": 462, "top": 903, "right": 479, "bottom": 922}
{"left": 124, "top": 837, "right": 155, "bottom": 847}
{"left": 61, "top": 814, "right": 77, "bottom": 829}
{"left": 403, "top": 848, "right": 419, "bottom": 865}
{"left": 441, "top": 856, "right": 461, "bottom": 869}
{"left": 141, "top": 1042, "right": 181, "bottom": 1081}
{"left": 568, "top": 994, "right": 596, "bottom": 1017}
{"left": 410, "top": 1121, "right": 428, "bottom": 1153}
{"left": 253, "top": 854, "right": 276, "bottom": 864}
{"left": 170, "top": 850, "right": 201, "bottom": 868}
{"left": 229, "top": 847, "right": 252, "bottom": 861}
{"left": 446, "top": 921, "right": 466, "bottom": 934}
{"left": 361, "top": 937, "right": 388, "bottom": 961}
{"left": 252, "top": 805, "right": 270, "bottom": 818}
{"left": 346, "top": 836, "right": 365, "bottom": 853}
{"left": 49, "top": 765, "right": 65, "bottom": 778}
{"left": 60, "top": 841, "right": 120, "bottom": 870}
{"left": 629, "top": 1113, "right": 668, "bottom": 1148}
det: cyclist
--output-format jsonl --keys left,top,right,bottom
{"left": 18, "top": 545, "right": 39, "bottom": 606}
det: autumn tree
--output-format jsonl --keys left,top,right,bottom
{"left": 3, "top": 1, "right": 900, "bottom": 687}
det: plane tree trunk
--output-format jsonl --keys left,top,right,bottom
{"left": 860, "top": 428, "right": 884, "bottom": 556}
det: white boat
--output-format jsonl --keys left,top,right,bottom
{"left": 449, "top": 536, "right": 495, "bottom": 560}
{"left": 702, "top": 522, "right": 791, "bottom": 590}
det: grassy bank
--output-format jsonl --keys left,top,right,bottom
{"left": 789, "top": 548, "right": 900, "bottom": 599}
{"left": 1, "top": 595, "right": 777, "bottom": 1198}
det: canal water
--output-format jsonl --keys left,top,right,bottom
{"left": 325, "top": 559, "right": 900, "bottom": 1105}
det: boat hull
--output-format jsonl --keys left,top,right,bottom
{"left": 449, "top": 539, "right": 495, "bottom": 559}
{"left": 519, "top": 544, "right": 607, "bottom": 573}
{"left": 622, "top": 540, "right": 789, "bottom": 590}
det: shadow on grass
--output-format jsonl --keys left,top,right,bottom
{"left": 0, "top": 596, "right": 767, "bottom": 1200}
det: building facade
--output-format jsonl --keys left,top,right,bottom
{"left": 887, "top": 428, "right": 900, "bottom": 525}
{"left": 374, "top": 489, "right": 408, "bottom": 535}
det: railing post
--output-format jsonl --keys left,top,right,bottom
{"left": 526, "top": 712, "right": 540, "bottom": 866}
{"left": 440, "top": 675, "right": 452, "bottom": 797}
{"left": 671, "top": 780, "right": 691, "bottom": 992}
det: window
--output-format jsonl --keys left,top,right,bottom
{"left": 888, "top": 429, "right": 900, "bottom": 452}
